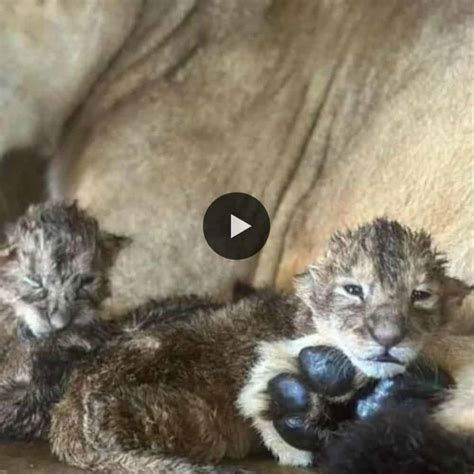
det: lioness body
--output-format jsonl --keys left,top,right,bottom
{"left": 0, "top": 0, "right": 138, "bottom": 156}
{"left": 41, "top": 0, "right": 473, "bottom": 320}
{"left": 2, "top": 2, "right": 471, "bottom": 317}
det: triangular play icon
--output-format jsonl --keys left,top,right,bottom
{"left": 230, "top": 214, "right": 252, "bottom": 239}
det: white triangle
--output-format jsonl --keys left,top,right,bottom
{"left": 230, "top": 214, "right": 252, "bottom": 239}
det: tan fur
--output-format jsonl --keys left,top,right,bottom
{"left": 39, "top": 1, "right": 472, "bottom": 322}
{"left": 0, "top": 0, "right": 140, "bottom": 157}
{"left": 423, "top": 336, "right": 474, "bottom": 436}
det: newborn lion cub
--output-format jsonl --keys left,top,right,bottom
{"left": 0, "top": 201, "right": 127, "bottom": 439}
{"left": 50, "top": 219, "right": 472, "bottom": 473}
{"left": 0, "top": 201, "right": 219, "bottom": 441}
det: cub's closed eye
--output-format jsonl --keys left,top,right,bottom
{"left": 80, "top": 275, "right": 96, "bottom": 286}
{"left": 412, "top": 289, "right": 432, "bottom": 301}
{"left": 343, "top": 284, "right": 364, "bottom": 299}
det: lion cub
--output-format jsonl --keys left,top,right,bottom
{"left": 0, "top": 201, "right": 220, "bottom": 441}
{"left": 49, "top": 219, "right": 472, "bottom": 473}
{"left": 0, "top": 201, "right": 128, "bottom": 439}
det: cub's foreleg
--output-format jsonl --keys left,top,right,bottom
{"left": 237, "top": 335, "right": 368, "bottom": 467}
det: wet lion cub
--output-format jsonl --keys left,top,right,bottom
{"left": 49, "top": 219, "right": 473, "bottom": 473}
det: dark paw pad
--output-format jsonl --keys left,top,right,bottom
{"left": 273, "top": 415, "right": 321, "bottom": 451}
{"left": 298, "top": 346, "right": 355, "bottom": 397}
{"left": 268, "top": 373, "right": 311, "bottom": 416}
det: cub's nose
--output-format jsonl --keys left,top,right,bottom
{"left": 50, "top": 312, "right": 72, "bottom": 331}
{"left": 369, "top": 324, "right": 404, "bottom": 349}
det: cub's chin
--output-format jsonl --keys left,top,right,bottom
{"left": 351, "top": 357, "right": 407, "bottom": 379}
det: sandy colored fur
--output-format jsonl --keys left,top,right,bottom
{"left": 0, "top": 0, "right": 140, "bottom": 158}
{"left": 41, "top": 1, "right": 473, "bottom": 322}
{"left": 423, "top": 336, "right": 474, "bottom": 436}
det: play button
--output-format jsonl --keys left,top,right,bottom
{"left": 230, "top": 214, "right": 251, "bottom": 238}
{"left": 203, "top": 193, "right": 270, "bottom": 260}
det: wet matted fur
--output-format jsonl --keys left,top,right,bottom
{"left": 0, "top": 201, "right": 127, "bottom": 439}
{"left": 49, "top": 220, "right": 473, "bottom": 472}
{"left": 0, "top": 201, "right": 127, "bottom": 337}
{"left": 0, "top": 201, "right": 222, "bottom": 442}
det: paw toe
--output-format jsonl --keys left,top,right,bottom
{"left": 298, "top": 346, "right": 355, "bottom": 397}
{"left": 273, "top": 415, "right": 320, "bottom": 451}
{"left": 268, "top": 373, "right": 311, "bottom": 416}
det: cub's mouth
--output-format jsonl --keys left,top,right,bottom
{"left": 339, "top": 339, "right": 421, "bottom": 378}
{"left": 349, "top": 353, "right": 408, "bottom": 379}
{"left": 371, "top": 353, "right": 403, "bottom": 365}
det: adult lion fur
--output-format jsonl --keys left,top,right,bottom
{"left": 0, "top": 0, "right": 139, "bottom": 157}
{"left": 45, "top": 1, "right": 473, "bottom": 320}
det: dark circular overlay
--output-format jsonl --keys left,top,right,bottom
{"left": 203, "top": 193, "right": 271, "bottom": 260}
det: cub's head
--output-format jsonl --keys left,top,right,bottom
{"left": 297, "top": 218, "right": 471, "bottom": 378}
{"left": 0, "top": 201, "right": 128, "bottom": 337}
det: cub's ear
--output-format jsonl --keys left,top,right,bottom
{"left": 0, "top": 244, "right": 17, "bottom": 265}
{"left": 294, "top": 265, "right": 319, "bottom": 309}
{"left": 442, "top": 276, "right": 473, "bottom": 306}
{"left": 99, "top": 232, "right": 132, "bottom": 268}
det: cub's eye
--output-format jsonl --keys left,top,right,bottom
{"left": 411, "top": 289, "right": 432, "bottom": 302}
{"left": 75, "top": 275, "right": 97, "bottom": 301}
{"left": 80, "top": 274, "right": 96, "bottom": 287}
{"left": 22, "top": 276, "right": 42, "bottom": 289}
{"left": 343, "top": 284, "right": 364, "bottom": 299}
